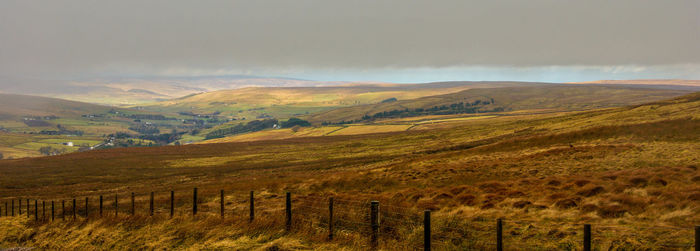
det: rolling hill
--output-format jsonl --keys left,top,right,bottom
{"left": 0, "top": 94, "right": 189, "bottom": 159}
{"left": 0, "top": 93, "right": 120, "bottom": 117}
{"left": 137, "top": 81, "right": 550, "bottom": 120}
{"left": 303, "top": 85, "right": 694, "bottom": 123}
{"left": 0, "top": 92, "right": 698, "bottom": 249}
{"left": 0, "top": 75, "right": 353, "bottom": 106}
{"left": 569, "top": 79, "right": 700, "bottom": 89}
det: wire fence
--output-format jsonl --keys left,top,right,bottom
{"left": 1, "top": 189, "right": 698, "bottom": 250}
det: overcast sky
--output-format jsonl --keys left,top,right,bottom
{"left": 1, "top": 0, "right": 699, "bottom": 85}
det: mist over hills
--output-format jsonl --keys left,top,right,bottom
{"left": 0, "top": 75, "right": 353, "bottom": 106}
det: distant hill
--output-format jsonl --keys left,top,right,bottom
{"left": 0, "top": 93, "right": 118, "bottom": 117}
{"left": 568, "top": 79, "right": 700, "bottom": 90}
{"left": 0, "top": 75, "right": 355, "bottom": 106}
{"left": 303, "top": 85, "right": 693, "bottom": 123}
{"left": 140, "top": 81, "right": 549, "bottom": 119}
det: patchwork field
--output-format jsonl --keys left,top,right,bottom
{"left": 0, "top": 93, "right": 192, "bottom": 158}
{"left": 0, "top": 92, "right": 698, "bottom": 249}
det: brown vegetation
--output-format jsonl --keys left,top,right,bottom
{"left": 0, "top": 92, "right": 699, "bottom": 249}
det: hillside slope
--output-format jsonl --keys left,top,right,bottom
{"left": 0, "top": 94, "right": 185, "bottom": 159}
{"left": 139, "top": 81, "right": 549, "bottom": 119}
{"left": 304, "top": 85, "right": 692, "bottom": 123}
{"left": 570, "top": 79, "right": 700, "bottom": 89}
{"left": 0, "top": 93, "right": 118, "bottom": 118}
{"left": 0, "top": 92, "right": 698, "bottom": 249}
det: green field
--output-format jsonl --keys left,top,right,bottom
{"left": 0, "top": 93, "right": 195, "bottom": 158}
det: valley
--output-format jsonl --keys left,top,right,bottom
{"left": 0, "top": 85, "right": 698, "bottom": 249}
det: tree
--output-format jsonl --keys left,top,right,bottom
{"left": 281, "top": 117, "right": 311, "bottom": 128}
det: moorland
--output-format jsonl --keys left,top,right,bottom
{"left": 0, "top": 81, "right": 698, "bottom": 249}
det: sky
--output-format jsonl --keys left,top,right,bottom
{"left": 0, "top": 0, "right": 699, "bottom": 87}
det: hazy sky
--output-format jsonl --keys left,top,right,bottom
{"left": 1, "top": 0, "right": 699, "bottom": 85}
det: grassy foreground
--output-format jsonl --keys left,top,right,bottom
{"left": 0, "top": 92, "right": 699, "bottom": 250}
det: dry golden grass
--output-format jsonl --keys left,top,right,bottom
{"left": 0, "top": 92, "right": 699, "bottom": 250}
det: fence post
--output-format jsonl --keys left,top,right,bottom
{"left": 150, "top": 192, "right": 154, "bottom": 216}
{"left": 249, "top": 191, "right": 254, "bottom": 222}
{"left": 99, "top": 195, "right": 103, "bottom": 217}
{"left": 51, "top": 201, "right": 55, "bottom": 221}
{"left": 584, "top": 224, "right": 591, "bottom": 251}
{"left": 370, "top": 201, "right": 380, "bottom": 249}
{"left": 220, "top": 190, "right": 224, "bottom": 218}
{"left": 114, "top": 194, "right": 118, "bottom": 217}
{"left": 497, "top": 218, "right": 503, "bottom": 251}
{"left": 85, "top": 197, "right": 89, "bottom": 219}
{"left": 329, "top": 197, "right": 334, "bottom": 240}
{"left": 193, "top": 188, "right": 197, "bottom": 216}
{"left": 424, "top": 210, "right": 431, "bottom": 251}
{"left": 61, "top": 200, "right": 65, "bottom": 220}
{"left": 286, "top": 192, "right": 292, "bottom": 231}
{"left": 11, "top": 200, "right": 14, "bottom": 216}
{"left": 131, "top": 192, "right": 135, "bottom": 216}
{"left": 170, "top": 191, "right": 174, "bottom": 218}
{"left": 42, "top": 201, "right": 45, "bottom": 221}
{"left": 695, "top": 225, "right": 699, "bottom": 251}
{"left": 19, "top": 198, "right": 22, "bottom": 215}
{"left": 72, "top": 198, "right": 76, "bottom": 219}
{"left": 34, "top": 200, "right": 38, "bottom": 221}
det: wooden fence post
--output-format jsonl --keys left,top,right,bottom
{"left": 131, "top": 192, "right": 135, "bottom": 216}
{"left": 370, "top": 201, "right": 380, "bottom": 249}
{"left": 286, "top": 192, "right": 292, "bottom": 231}
{"left": 85, "top": 197, "right": 89, "bottom": 219}
{"left": 584, "top": 224, "right": 591, "bottom": 251}
{"left": 170, "top": 191, "right": 174, "bottom": 218}
{"left": 114, "top": 194, "right": 118, "bottom": 217}
{"left": 61, "top": 200, "right": 65, "bottom": 220}
{"left": 249, "top": 191, "right": 254, "bottom": 222}
{"left": 695, "top": 225, "right": 699, "bottom": 251}
{"left": 11, "top": 200, "right": 14, "bottom": 216}
{"left": 51, "top": 201, "right": 55, "bottom": 221}
{"left": 193, "top": 188, "right": 197, "bottom": 216}
{"left": 26, "top": 199, "right": 30, "bottom": 219}
{"left": 99, "top": 195, "right": 103, "bottom": 217}
{"left": 424, "top": 210, "right": 431, "bottom": 251}
{"left": 42, "top": 201, "right": 45, "bottom": 221}
{"left": 34, "top": 200, "right": 38, "bottom": 221}
{"left": 497, "top": 218, "right": 503, "bottom": 251}
{"left": 72, "top": 198, "right": 76, "bottom": 219}
{"left": 220, "top": 190, "right": 224, "bottom": 218}
{"left": 19, "top": 198, "right": 22, "bottom": 215}
{"left": 150, "top": 192, "right": 154, "bottom": 216}
{"left": 329, "top": 197, "right": 334, "bottom": 240}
